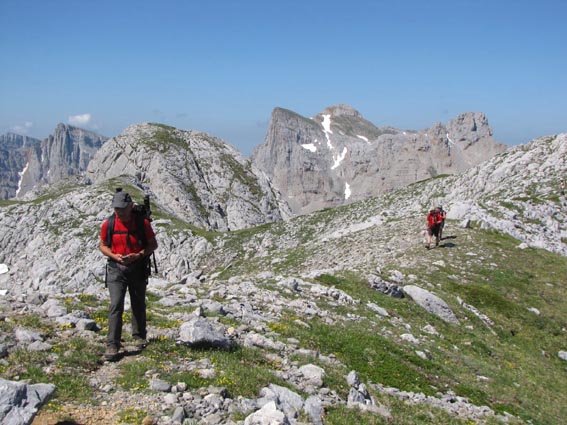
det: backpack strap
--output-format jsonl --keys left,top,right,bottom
{"left": 106, "top": 215, "right": 115, "bottom": 248}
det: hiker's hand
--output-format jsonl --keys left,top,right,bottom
{"left": 121, "top": 253, "right": 143, "bottom": 265}
{"left": 114, "top": 254, "right": 126, "bottom": 264}
{"left": 121, "top": 254, "right": 135, "bottom": 265}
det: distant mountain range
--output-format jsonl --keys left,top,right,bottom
{"left": 0, "top": 124, "right": 107, "bottom": 199}
{"left": 0, "top": 104, "right": 507, "bottom": 223}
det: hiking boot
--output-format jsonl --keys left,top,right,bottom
{"left": 133, "top": 337, "right": 147, "bottom": 350}
{"left": 103, "top": 345, "right": 119, "bottom": 360}
{"left": 435, "top": 237, "right": 440, "bottom": 246}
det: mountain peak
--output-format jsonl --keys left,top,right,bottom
{"left": 320, "top": 104, "right": 361, "bottom": 118}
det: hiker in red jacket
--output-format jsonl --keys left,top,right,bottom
{"left": 99, "top": 190, "right": 158, "bottom": 360}
{"left": 426, "top": 208, "right": 442, "bottom": 249}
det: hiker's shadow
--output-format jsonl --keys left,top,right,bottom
{"left": 440, "top": 235, "right": 457, "bottom": 248}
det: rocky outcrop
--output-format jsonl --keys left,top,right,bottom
{"left": 86, "top": 123, "right": 292, "bottom": 231}
{"left": 40, "top": 123, "right": 106, "bottom": 184}
{"left": 0, "top": 134, "right": 42, "bottom": 199}
{"left": 0, "top": 378, "right": 56, "bottom": 425}
{"left": 0, "top": 125, "right": 107, "bottom": 199}
{"left": 252, "top": 105, "right": 507, "bottom": 215}
{"left": 402, "top": 285, "right": 459, "bottom": 324}
{"left": 437, "top": 133, "right": 567, "bottom": 254}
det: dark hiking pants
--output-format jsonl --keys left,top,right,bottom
{"left": 106, "top": 261, "right": 148, "bottom": 348}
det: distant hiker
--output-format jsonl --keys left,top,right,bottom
{"left": 99, "top": 189, "right": 158, "bottom": 360}
{"left": 426, "top": 208, "right": 442, "bottom": 249}
{"left": 438, "top": 206, "right": 447, "bottom": 240}
{"left": 561, "top": 178, "right": 566, "bottom": 196}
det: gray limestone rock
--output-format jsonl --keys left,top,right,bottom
{"left": 403, "top": 285, "right": 460, "bottom": 324}
{"left": 243, "top": 332, "right": 286, "bottom": 351}
{"left": 149, "top": 379, "right": 171, "bottom": 392}
{"left": 368, "top": 275, "right": 404, "bottom": 298}
{"left": 258, "top": 384, "right": 304, "bottom": 419}
{"left": 178, "top": 317, "right": 232, "bottom": 349}
{"left": 0, "top": 378, "right": 56, "bottom": 425}
{"left": 347, "top": 370, "right": 360, "bottom": 387}
{"left": 244, "top": 401, "right": 290, "bottom": 425}
{"left": 303, "top": 396, "right": 324, "bottom": 425}
{"left": 297, "top": 364, "right": 325, "bottom": 388}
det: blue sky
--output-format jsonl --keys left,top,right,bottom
{"left": 1, "top": 0, "right": 566, "bottom": 155}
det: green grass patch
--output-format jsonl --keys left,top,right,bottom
{"left": 2, "top": 346, "right": 95, "bottom": 402}
{"left": 118, "top": 338, "right": 289, "bottom": 399}
{"left": 278, "top": 316, "right": 440, "bottom": 395}
{"left": 392, "top": 227, "right": 567, "bottom": 424}
{"left": 117, "top": 408, "right": 149, "bottom": 424}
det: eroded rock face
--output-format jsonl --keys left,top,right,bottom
{"left": 0, "top": 133, "right": 42, "bottom": 199}
{"left": 41, "top": 124, "right": 106, "bottom": 185}
{"left": 86, "top": 123, "right": 292, "bottom": 231}
{"left": 252, "top": 105, "right": 507, "bottom": 215}
{"left": 0, "top": 125, "right": 107, "bottom": 200}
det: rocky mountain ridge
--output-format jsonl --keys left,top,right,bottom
{"left": 2, "top": 105, "right": 507, "bottom": 225}
{"left": 85, "top": 122, "right": 292, "bottom": 231}
{"left": 252, "top": 105, "right": 507, "bottom": 215}
{"left": 0, "top": 124, "right": 107, "bottom": 199}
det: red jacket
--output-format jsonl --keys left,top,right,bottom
{"left": 427, "top": 212, "right": 441, "bottom": 228}
{"left": 100, "top": 215, "right": 155, "bottom": 256}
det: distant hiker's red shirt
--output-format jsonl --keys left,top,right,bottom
{"left": 427, "top": 213, "right": 441, "bottom": 228}
{"left": 100, "top": 216, "right": 156, "bottom": 256}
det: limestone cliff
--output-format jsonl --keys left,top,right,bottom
{"left": 0, "top": 133, "right": 42, "bottom": 199}
{"left": 0, "top": 124, "right": 107, "bottom": 199}
{"left": 252, "top": 105, "right": 507, "bottom": 215}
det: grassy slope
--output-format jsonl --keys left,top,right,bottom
{"left": 210, "top": 213, "right": 567, "bottom": 424}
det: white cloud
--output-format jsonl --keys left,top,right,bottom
{"left": 68, "top": 113, "right": 92, "bottom": 126}
{"left": 10, "top": 121, "right": 33, "bottom": 134}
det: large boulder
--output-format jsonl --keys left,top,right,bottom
{"left": 403, "top": 285, "right": 459, "bottom": 324}
{"left": 0, "top": 378, "right": 56, "bottom": 425}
